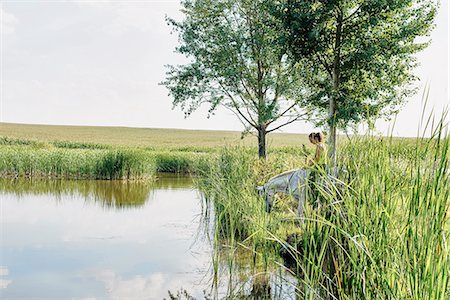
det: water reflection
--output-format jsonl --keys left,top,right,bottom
{"left": 0, "top": 173, "right": 193, "bottom": 209}
{"left": 202, "top": 247, "right": 298, "bottom": 299}
{"left": 0, "top": 176, "right": 298, "bottom": 299}
{"left": 0, "top": 176, "right": 212, "bottom": 299}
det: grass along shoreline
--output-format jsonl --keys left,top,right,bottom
{"left": 0, "top": 122, "right": 417, "bottom": 180}
{"left": 0, "top": 123, "right": 311, "bottom": 180}
{"left": 0, "top": 124, "right": 314, "bottom": 179}
{"left": 0, "top": 140, "right": 309, "bottom": 180}
{"left": 198, "top": 132, "right": 449, "bottom": 298}
{"left": 0, "top": 146, "right": 212, "bottom": 180}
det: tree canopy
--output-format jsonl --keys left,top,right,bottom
{"left": 271, "top": 0, "right": 437, "bottom": 162}
{"left": 162, "top": 0, "right": 311, "bottom": 157}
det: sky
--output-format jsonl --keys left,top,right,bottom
{"left": 0, "top": 0, "right": 448, "bottom": 137}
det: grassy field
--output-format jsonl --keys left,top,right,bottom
{"left": 0, "top": 122, "right": 420, "bottom": 181}
{"left": 0, "top": 122, "right": 310, "bottom": 149}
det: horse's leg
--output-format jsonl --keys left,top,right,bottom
{"left": 264, "top": 190, "right": 275, "bottom": 212}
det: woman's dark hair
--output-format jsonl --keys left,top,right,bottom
{"left": 315, "top": 132, "right": 324, "bottom": 142}
{"left": 309, "top": 132, "right": 324, "bottom": 142}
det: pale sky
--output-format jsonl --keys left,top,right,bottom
{"left": 0, "top": 0, "right": 448, "bottom": 137}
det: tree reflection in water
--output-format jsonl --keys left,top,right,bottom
{"left": 0, "top": 174, "right": 193, "bottom": 209}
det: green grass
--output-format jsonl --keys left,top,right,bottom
{"left": 0, "top": 122, "right": 310, "bottom": 149}
{"left": 198, "top": 128, "right": 449, "bottom": 298}
{"left": 0, "top": 144, "right": 212, "bottom": 179}
{"left": 0, "top": 146, "right": 156, "bottom": 180}
{"left": 0, "top": 122, "right": 313, "bottom": 179}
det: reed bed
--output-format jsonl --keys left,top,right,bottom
{"left": 0, "top": 143, "right": 211, "bottom": 179}
{"left": 151, "top": 151, "right": 211, "bottom": 173}
{"left": 0, "top": 146, "right": 154, "bottom": 179}
{"left": 198, "top": 128, "right": 449, "bottom": 298}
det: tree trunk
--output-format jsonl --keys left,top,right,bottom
{"left": 328, "top": 11, "right": 343, "bottom": 168}
{"left": 328, "top": 97, "right": 337, "bottom": 167}
{"left": 258, "top": 127, "right": 266, "bottom": 158}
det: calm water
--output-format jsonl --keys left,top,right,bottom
{"left": 0, "top": 176, "right": 297, "bottom": 299}
{"left": 0, "top": 175, "right": 215, "bottom": 299}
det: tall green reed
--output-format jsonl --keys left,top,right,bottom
{"left": 199, "top": 120, "right": 449, "bottom": 298}
{"left": 0, "top": 146, "right": 155, "bottom": 180}
{"left": 0, "top": 143, "right": 213, "bottom": 179}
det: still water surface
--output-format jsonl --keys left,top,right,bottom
{"left": 0, "top": 175, "right": 213, "bottom": 299}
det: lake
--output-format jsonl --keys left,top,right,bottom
{"left": 0, "top": 175, "right": 296, "bottom": 299}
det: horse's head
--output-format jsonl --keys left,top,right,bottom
{"left": 256, "top": 185, "right": 273, "bottom": 213}
{"left": 256, "top": 186, "right": 265, "bottom": 197}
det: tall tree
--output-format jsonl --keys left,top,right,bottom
{"left": 162, "top": 0, "right": 310, "bottom": 158}
{"left": 272, "top": 0, "right": 437, "bottom": 164}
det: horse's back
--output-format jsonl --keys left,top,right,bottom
{"left": 268, "top": 169, "right": 298, "bottom": 182}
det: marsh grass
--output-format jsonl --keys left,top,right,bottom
{"left": 0, "top": 146, "right": 154, "bottom": 179}
{"left": 198, "top": 123, "right": 449, "bottom": 298}
{"left": 0, "top": 136, "right": 218, "bottom": 179}
{"left": 0, "top": 139, "right": 309, "bottom": 180}
{"left": 197, "top": 147, "right": 307, "bottom": 297}
{"left": 151, "top": 151, "right": 210, "bottom": 173}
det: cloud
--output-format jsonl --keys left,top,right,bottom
{"left": 73, "top": 1, "right": 182, "bottom": 36}
{"left": 0, "top": 266, "right": 9, "bottom": 276}
{"left": 1, "top": 7, "right": 18, "bottom": 34}
{"left": 0, "top": 266, "right": 12, "bottom": 289}
{"left": 95, "top": 270, "right": 175, "bottom": 298}
{"left": 0, "top": 279, "right": 12, "bottom": 289}
{"left": 92, "top": 269, "right": 212, "bottom": 299}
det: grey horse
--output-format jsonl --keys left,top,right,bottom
{"left": 257, "top": 168, "right": 311, "bottom": 218}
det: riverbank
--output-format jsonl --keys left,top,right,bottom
{"left": 0, "top": 123, "right": 311, "bottom": 180}
{"left": 0, "top": 142, "right": 211, "bottom": 179}
{"left": 199, "top": 134, "right": 449, "bottom": 298}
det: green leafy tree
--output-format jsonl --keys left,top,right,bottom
{"left": 162, "top": 0, "right": 310, "bottom": 158}
{"left": 272, "top": 0, "right": 438, "bottom": 164}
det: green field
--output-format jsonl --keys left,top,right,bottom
{"left": 0, "top": 122, "right": 310, "bottom": 149}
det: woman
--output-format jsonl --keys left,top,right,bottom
{"left": 306, "top": 132, "right": 327, "bottom": 169}
{"left": 306, "top": 132, "right": 327, "bottom": 207}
